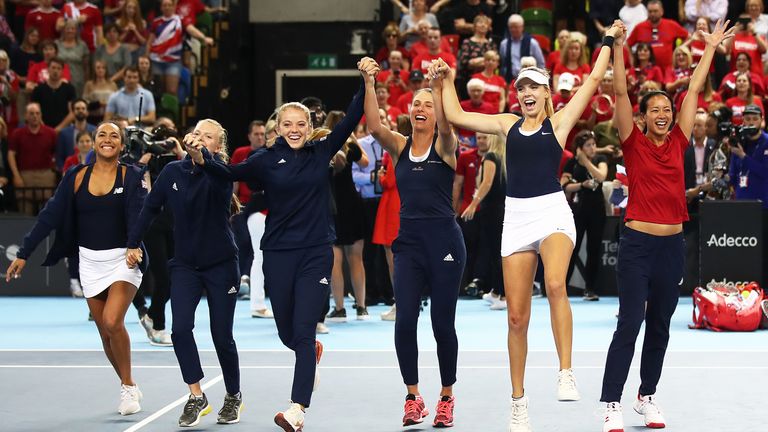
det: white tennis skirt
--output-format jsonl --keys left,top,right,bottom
{"left": 501, "top": 191, "right": 577, "bottom": 257}
{"left": 78, "top": 247, "right": 143, "bottom": 298}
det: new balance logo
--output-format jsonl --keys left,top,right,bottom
{"left": 319, "top": 277, "right": 329, "bottom": 285}
{"left": 172, "top": 182, "right": 178, "bottom": 191}
{"left": 113, "top": 187, "right": 123, "bottom": 194}
{"left": 227, "top": 286, "right": 237, "bottom": 294}
{"left": 443, "top": 254, "right": 454, "bottom": 262}
{"left": 278, "top": 159, "right": 287, "bottom": 164}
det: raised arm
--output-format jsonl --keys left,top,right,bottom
{"left": 679, "top": 19, "right": 735, "bottom": 137}
{"left": 362, "top": 59, "right": 407, "bottom": 160}
{"left": 552, "top": 21, "right": 624, "bottom": 141}
{"left": 429, "top": 65, "right": 457, "bottom": 166}
{"left": 611, "top": 24, "right": 635, "bottom": 142}
{"left": 431, "top": 58, "right": 517, "bottom": 137}
{"left": 322, "top": 60, "right": 375, "bottom": 157}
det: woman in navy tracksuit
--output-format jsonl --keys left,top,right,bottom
{"left": 185, "top": 58, "right": 379, "bottom": 432}
{"left": 362, "top": 60, "right": 465, "bottom": 429}
{"left": 126, "top": 119, "right": 243, "bottom": 428}
{"left": 6, "top": 122, "right": 147, "bottom": 416}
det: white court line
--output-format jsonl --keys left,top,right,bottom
{"left": 121, "top": 374, "right": 223, "bottom": 432}
{"left": 2, "top": 348, "right": 768, "bottom": 353}
{"left": 2, "top": 365, "right": 768, "bottom": 370}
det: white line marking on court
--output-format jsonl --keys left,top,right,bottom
{"left": 2, "top": 365, "right": 768, "bottom": 370}
{"left": 2, "top": 348, "right": 768, "bottom": 353}
{"left": 121, "top": 374, "right": 223, "bottom": 432}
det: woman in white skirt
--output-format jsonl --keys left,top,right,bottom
{"left": 432, "top": 20, "right": 626, "bottom": 431}
{"left": 6, "top": 122, "right": 148, "bottom": 416}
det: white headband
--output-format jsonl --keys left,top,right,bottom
{"left": 516, "top": 69, "right": 549, "bottom": 86}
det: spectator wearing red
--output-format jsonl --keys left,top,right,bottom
{"left": 628, "top": 42, "right": 664, "bottom": 104}
{"left": 664, "top": 46, "right": 694, "bottom": 107}
{"left": 399, "top": 0, "right": 440, "bottom": 50}
{"left": 176, "top": 0, "right": 206, "bottom": 30}
{"left": 727, "top": 14, "right": 768, "bottom": 76}
{"left": 395, "top": 69, "right": 427, "bottom": 114}
{"left": 30, "top": 57, "right": 76, "bottom": 132}
{"left": 471, "top": 50, "right": 506, "bottom": 113}
{"left": 60, "top": 0, "right": 104, "bottom": 52}
{"left": 7, "top": 102, "right": 57, "bottom": 214}
{"left": 590, "top": 71, "right": 617, "bottom": 125}
{"left": 546, "top": 29, "right": 570, "bottom": 72}
{"left": 457, "top": 78, "right": 496, "bottom": 150}
{"left": 453, "top": 146, "right": 481, "bottom": 216}
{"left": 115, "top": 0, "right": 149, "bottom": 60}
{"left": 371, "top": 150, "right": 399, "bottom": 262}
{"left": 375, "top": 24, "right": 409, "bottom": 70}
{"left": 553, "top": 35, "right": 590, "bottom": 92}
{"left": 374, "top": 83, "right": 402, "bottom": 129}
{"left": 626, "top": 0, "right": 689, "bottom": 71}
{"left": 681, "top": 17, "right": 727, "bottom": 70}
{"left": 376, "top": 50, "right": 410, "bottom": 106}
{"left": 726, "top": 72, "right": 764, "bottom": 125}
{"left": 25, "top": 41, "right": 72, "bottom": 93}
{"left": 720, "top": 51, "right": 765, "bottom": 99}
{"left": 552, "top": 72, "right": 576, "bottom": 111}
{"left": 675, "top": 74, "right": 721, "bottom": 112}
{"left": 408, "top": 19, "right": 452, "bottom": 57}
{"left": 25, "top": 0, "right": 62, "bottom": 42}
{"left": 589, "top": 42, "right": 632, "bottom": 71}
{"left": 62, "top": 129, "right": 93, "bottom": 172}
{"left": 412, "top": 27, "right": 457, "bottom": 74}
{"left": 231, "top": 120, "right": 266, "bottom": 205}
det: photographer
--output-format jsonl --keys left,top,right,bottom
{"left": 729, "top": 104, "right": 768, "bottom": 207}
{"left": 129, "top": 118, "right": 184, "bottom": 346}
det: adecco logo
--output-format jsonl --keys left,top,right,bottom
{"left": 706, "top": 234, "right": 759, "bottom": 247}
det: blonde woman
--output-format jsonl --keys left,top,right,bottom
{"left": 184, "top": 58, "right": 377, "bottom": 432}
{"left": 432, "top": 20, "right": 626, "bottom": 432}
{"left": 553, "top": 35, "right": 590, "bottom": 92}
{"left": 126, "top": 119, "right": 244, "bottom": 427}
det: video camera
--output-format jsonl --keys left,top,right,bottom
{"left": 122, "top": 124, "right": 180, "bottom": 164}
{"left": 717, "top": 122, "right": 759, "bottom": 145}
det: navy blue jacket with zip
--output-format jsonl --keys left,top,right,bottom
{"left": 198, "top": 82, "right": 365, "bottom": 251}
{"left": 127, "top": 155, "right": 237, "bottom": 270}
{"left": 17, "top": 163, "right": 149, "bottom": 272}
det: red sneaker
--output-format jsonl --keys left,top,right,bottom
{"left": 402, "top": 394, "right": 429, "bottom": 426}
{"left": 433, "top": 395, "right": 455, "bottom": 428}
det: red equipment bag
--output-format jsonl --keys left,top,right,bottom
{"left": 690, "top": 281, "right": 764, "bottom": 332}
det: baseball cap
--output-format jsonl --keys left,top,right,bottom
{"left": 558, "top": 73, "right": 575, "bottom": 92}
{"left": 744, "top": 104, "right": 762, "bottom": 116}
{"left": 409, "top": 70, "right": 425, "bottom": 81}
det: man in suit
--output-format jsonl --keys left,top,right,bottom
{"left": 683, "top": 112, "right": 714, "bottom": 292}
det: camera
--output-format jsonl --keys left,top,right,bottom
{"left": 122, "top": 124, "right": 180, "bottom": 164}
{"left": 717, "top": 122, "right": 759, "bottom": 144}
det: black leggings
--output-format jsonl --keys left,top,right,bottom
{"left": 476, "top": 203, "right": 504, "bottom": 296}
{"left": 567, "top": 206, "right": 605, "bottom": 293}
{"left": 132, "top": 210, "right": 173, "bottom": 330}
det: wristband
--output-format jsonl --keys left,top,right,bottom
{"left": 602, "top": 35, "right": 615, "bottom": 48}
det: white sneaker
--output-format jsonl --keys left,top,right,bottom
{"left": 557, "top": 368, "right": 580, "bottom": 401}
{"left": 316, "top": 322, "right": 329, "bottom": 334}
{"left": 118, "top": 384, "right": 142, "bottom": 415}
{"left": 381, "top": 305, "right": 396, "bottom": 321}
{"left": 508, "top": 396, "right": 531, "bottom": 432}
{"left": 490, "top": 296, "right": 507, "bottom": 310}
{"left": 251, "top": 308, "right": 274, "bottom": 318}
{"left": 149, "top": 329, "right": 173, "bottom": 346}
{"left": 139, "top": 314, "right": 153, "bottom": 340}
{"left": 633, "top": 394, "right": 666, "bottom": 428}
{"left": 238, "top": 275, "right": 250, "bottom": 295}
{"left": 274, "top": 402, "right": 304, "bottom": 431}
{"left": 482, "top": 292, "right": 497, "bottom": 303}
{"left": 70, "top": 279, "right": 84, "bottom": 297}
{"left": 603, "top": 402, "right": 624, "bottom": 432}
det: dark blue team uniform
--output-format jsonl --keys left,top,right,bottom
{"left": 196, "top": 83, "right": 364, "bottom": 407}
{"left": 392, "top": 135, "right": 466, "bottom": 388}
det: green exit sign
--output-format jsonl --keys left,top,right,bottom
{"left": 308, "top": 54, "right": 338, "bottom": 69}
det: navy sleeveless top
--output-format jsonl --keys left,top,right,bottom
{"left": 395, "top": 135, "right": 455, "bottom": 220}
{"left": 505, "top": 117, "right": 563, "bottom": 198}
{"left": 75, "top": 164, "right": 128, "bottom": 250}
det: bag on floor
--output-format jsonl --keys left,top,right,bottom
{"left": 690, "top": 281, "right": 764, "bottom": 332}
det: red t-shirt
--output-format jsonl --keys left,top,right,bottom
{"left": 627, "top": 19, "right": 689, "bottom": 71}
{"left": 471, "top": 72, "right": 506, "bottom": 112}
{"left": 62, "top": 154, "right": 81, "bottom": 172}
{"left": 411, "top": 51, "right": 457, "bottom": 74}
{"left": 231, "top": 146, "right": 253, "bottom": 204}
{"left": 553, "top": 63, "right": 591, "bottom": 87}
{"left": 62, "top": 2, "right": 104, "bottom": 52}
{"left": 725, "top": 95, "right": 765, "bottom": 125}
{"left": 376, "top": 69, "right": 410, "bottom": 106}
{"left": 552, "top": 93, "right": 572, "bottom": 112}
{"left": 455, "top": 148, "right": 482, "bottom": 213}
{"left": 546, "top": 50, "right": 561, "bottom": 72}
{"left": 558, "top": 148, "right": 574, "bottom": 178}
{"left": 176, "top": 0, "right": 205, "bottom": 28}
{"left": 719, "top": 71, "right": 765, "bottom": 98}
{"left": 9, "top": 125, "right": 57, "bottom": 171}
{"left": 622, "top": 124, "right": 689, "bottom": 224}
{"left": 374, "top": 46, "right": 411, "bottom": 66}
{"left": 687, "top": 39, "right": 715, "bottom": 72}
{"left": 458, "top": 99, "right": 496, "bottom": 139}
{"left": 730, "top": 33, "right": 764, "bottom": 77}
{"left": 396, "top": 91, "right": 414, "bottom": 115}
{"left": 629, "top": 64, "right": 665, "bottom": 85}
{"left": 386, "top": 106, "right": 402, "bottom": 126}
{"left": 507, "top": 80, "right": 521, "bottom": 113}
{"left": 25, "top": 8, "right": 63, "bottom": 42}
{"left": 26, "top": 61, "right": 72, "bottom": 84}
{"left": 409, "top": 39, "right": 453, "bottom": 59}
{"left": 590, "top": 45, "right": 632, "bottom": 70}
{"left": 674, "top": 89, "right": 721, "bottom": 112}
